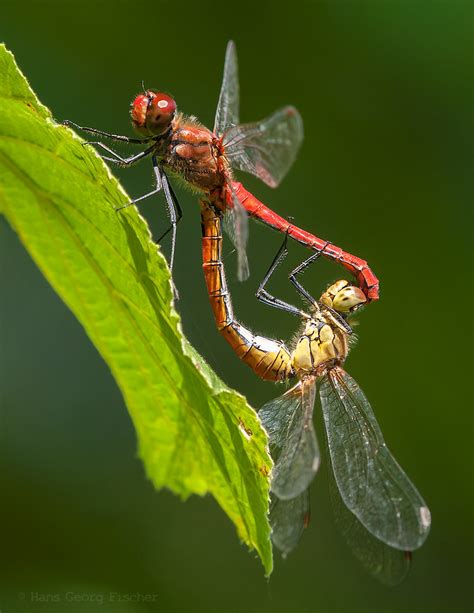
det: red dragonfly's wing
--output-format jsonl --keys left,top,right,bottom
{"left": 213, "top": 41, "right": 240, "bottom": 136}
{"left": 223, "top": 106, "right": 304, "bottom": 188}
{"left": 270, "top": 489, "right": 310, "bottom": 556}
{"left": 259, "top": 380, "right": 320, "bottom": 500}
{"left": 320, "top": 367, "right": 431, "bottom": 551}
{"left": 222, "top": 181, "right": 249, "bottom": 281}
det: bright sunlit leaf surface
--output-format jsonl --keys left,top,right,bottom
{"left": 0, "top": 45, "right": 273, "bottom": 574}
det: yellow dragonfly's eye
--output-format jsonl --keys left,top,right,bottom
{"left": 332, "top": 285, "right": 366, "bottom": 313}
{"left": 320, "top": 280, "right": 366, "bottom": 313}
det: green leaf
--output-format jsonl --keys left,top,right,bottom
{"left": 0, "top": 44, "right": 273, "bottom": 574}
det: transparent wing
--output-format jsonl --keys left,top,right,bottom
{"left": 223, "top": 106, "right": 304, "bottom": 187}
{"left": 213, "top": 40, "right": 240, "bottom": 135}
{"left": 270, "top": 489, "right": 310, "bottom": 556}
{"left": 222, "top": 181, "right": 249, "bottom": 281}
{"left": 259, "top": 380, "right": 320, "bottom": 500}
{"left": 326, "top": 440, "right": 410, "bottom": 585}
{"left": 320, "top": 367, "right": 431, "bottom": 551}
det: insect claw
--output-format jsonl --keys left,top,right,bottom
{"left": 62, "top": 119, "right": 81, "bottom": 129}
{"left": 172, "top": 281, "right": 180, "bottom": 301}
{"left": 114, "top": 201, "right": 134, "bottom": 212}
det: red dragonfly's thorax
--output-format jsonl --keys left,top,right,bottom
{"left": 156, "top": 113, "right": 230, "bottom": 193}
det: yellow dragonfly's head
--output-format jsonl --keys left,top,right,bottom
{"left": 320, "top": 280, "right": 366, "bottom": 314}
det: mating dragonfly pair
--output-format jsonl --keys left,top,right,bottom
{"left": 201, "top": 202, "right": 430, "bottom": 583}
{"left": 64, "top": 41, "right": 430, "bottom": 582}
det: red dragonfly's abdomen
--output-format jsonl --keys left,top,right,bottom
{"left": 201, "top": 201, "right": 293, "bottom": 381}
{"left": 229, "top": 182, "right": 380, "bottom": 302}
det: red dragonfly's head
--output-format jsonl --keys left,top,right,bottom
{"left": 130, "top": 90, "right": 177, "bottom": 136}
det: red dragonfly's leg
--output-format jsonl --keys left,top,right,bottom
{"left": 62, "top": 120, "right": 152, "bottom": 144}
{"left": 228, "top": 182, "right": 380, "bottom": 302}
{"left": 82, "top": 142, "right": 156, "bottom": 168}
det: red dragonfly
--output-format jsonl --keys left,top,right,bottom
{"left": 63, "top": 41, "right": 378, "bottom": 301}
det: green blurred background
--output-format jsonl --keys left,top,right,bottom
{"left": 1, "top": 1, "right": 472, "bottom": 611}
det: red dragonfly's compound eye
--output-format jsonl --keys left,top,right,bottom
{"left": 130, "top": 90, "right": 176, "bottom": 136}
{"left": 130, "top": 93, "right": 149, "bottom": 131}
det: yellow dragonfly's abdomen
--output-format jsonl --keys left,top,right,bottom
{"left": 201, "top": 201, "right": 293, "bottom": 381}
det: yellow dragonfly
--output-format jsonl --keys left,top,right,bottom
{"left": 201, "top": 200, "right": 431, "bottom": 582}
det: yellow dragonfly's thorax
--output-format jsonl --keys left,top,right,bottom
{"left": 291, "top": 312, "right": 348, "bottom": 377}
